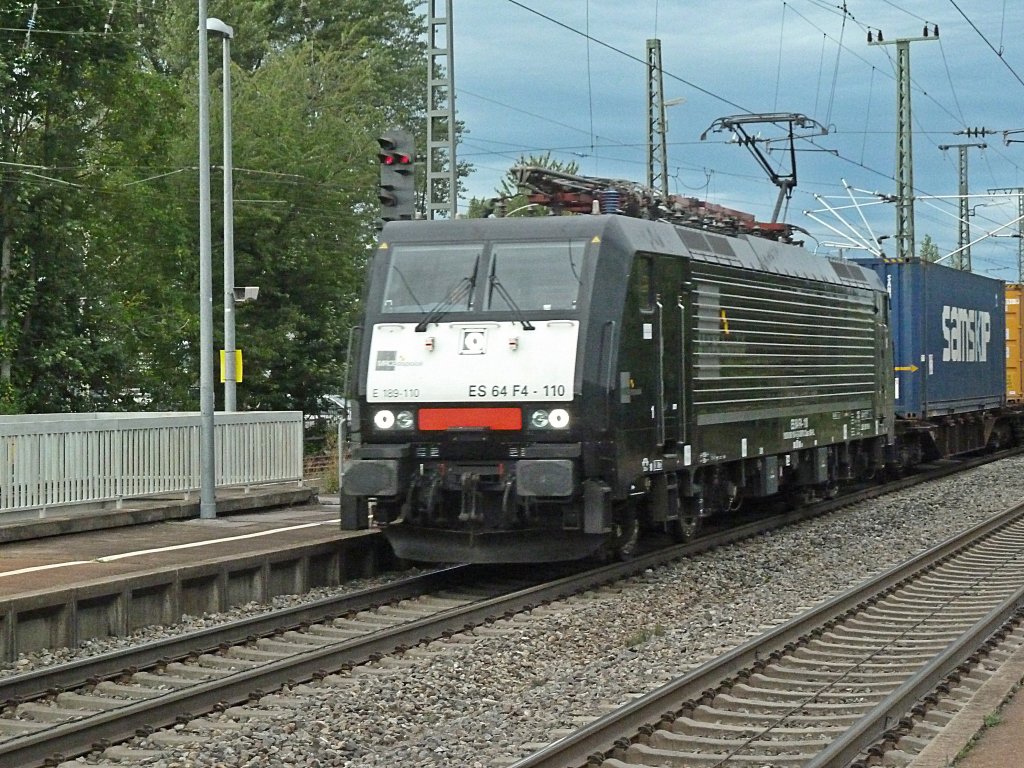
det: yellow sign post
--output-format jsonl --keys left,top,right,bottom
{"left": 219, "top": 349, "right": 243, "bottom": 382}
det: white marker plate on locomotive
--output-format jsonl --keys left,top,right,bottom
{"left": 367, "top": 320, "right": 578, "bottom": 403}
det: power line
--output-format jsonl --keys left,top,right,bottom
{"left": 504, "top": 0, "right": 752, "bottom": 114}
{"left": 947, "top": 0, "right": 1024, "bottom": 88}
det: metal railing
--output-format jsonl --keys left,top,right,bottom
{"left": 0, "top": 412, "right": 303, "bottom": 514}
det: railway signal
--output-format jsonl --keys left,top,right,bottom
{"left": 378, "top": 130, "right": 415, "bottom": 222}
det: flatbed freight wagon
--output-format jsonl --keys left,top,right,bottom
{"left": 858, "top": 258, "right": 1006, "bottom": 461}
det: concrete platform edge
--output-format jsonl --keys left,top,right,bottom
{"left": 0, "top": 529, "right": 392, "bottom": 661}
{"left": 908, "top": 639, "right": 1024, "bottom": 768}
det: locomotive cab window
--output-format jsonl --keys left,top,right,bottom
{"left": 486, "top": 240, "right": 585, "bottom": 311}
{"left": 636, "top": 254, "right": 655, "bottom": 313}
{"left": 381, "top": 244, "right": 482, "bottom": 313}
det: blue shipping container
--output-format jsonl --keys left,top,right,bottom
{"left": 857, "top": 259, "right": 1005, "bottom": 418}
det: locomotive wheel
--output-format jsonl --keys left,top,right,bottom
{"left": 787, "top": 487, "right": 816, "bottom": 508}
{"left": 612, "top": 505, "right": 639, "bottom": 560}
{"left": 669, "top": 514, "right": 701, "bottom": 543}
{"left": 885, "top": 462, "right": 905, "bottom": 482}
{"left": 670, "top": 492, "right": 703, "bottom": 542}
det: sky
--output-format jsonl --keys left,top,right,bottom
{"left": 438, "top": 0, "right": 1024, "bottom": 281}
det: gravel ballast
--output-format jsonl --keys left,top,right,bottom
{"left": 40, "top": 455, "right": 1024, "bottom": 766}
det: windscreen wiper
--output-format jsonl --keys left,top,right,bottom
{"left": 488, "top": 275, "right": 535, "bottom": 330}
{"left": 415, "top": 275, "right": 475, "bottom": 332}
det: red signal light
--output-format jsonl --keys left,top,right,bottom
{"left": 379, "top": 152, "right": 412, "bottom": 167}
{"left": 377, "top": 130, "right": 415, "bottom": 221}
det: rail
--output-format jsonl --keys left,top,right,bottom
{"left": 509, "top": 499, "right": 1024, "bottom": 768}
{"left": 0, "top": 411, "right": 303, "bottom": 514}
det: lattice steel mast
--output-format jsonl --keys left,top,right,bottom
{"left": 646, "top": 39, "right": 669, "bottom": 200}
{"left": 869, "top": 27, "right": 938, "bottom": 261}
{"left": 989, "top": 186, "right": 1024, "bottom": 282}
{"left": 937, "top": 141, "right": 986, "bottom": 270}
{"left": 426, "top": 0, "right": 458, "bottom": 219}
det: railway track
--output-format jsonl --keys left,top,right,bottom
{"left": 0, "top": 565, "right": 542, "bottom": 767}
{"left": 0, "top": 452, "right": 1015, "bottom": 767}
{"left": 510, "top": 500, "right": 1024, "bottom": 768}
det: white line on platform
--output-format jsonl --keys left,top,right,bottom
{"left": 0, "top": 521, "right": 336, "bottom": 578}
{"left": 95, "top": 522, "right": 330, "bottom": 562}
{"left": 0, "top": 561, "right": 93, "bottom": 577}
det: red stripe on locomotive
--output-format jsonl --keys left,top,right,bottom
{"left": 418, "top": 407, "right": 522, "bottom": 431}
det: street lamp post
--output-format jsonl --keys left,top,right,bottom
{"left": 207, "top": 18, "right": 236, "bottom": 411}
{"left": 197, "top": 0, "right": 216, "bottom": 519}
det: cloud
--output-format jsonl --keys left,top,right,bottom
{"left": 448, "top": 1, "right": 1024, "bottom": 278}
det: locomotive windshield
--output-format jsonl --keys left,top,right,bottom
{"left": 381, "top": 244, "right": 483, "bottom": 313}
{"left": 486, "top": 240, "right": 585, "bottom": 311}
{"left": 379, "top": 239, "right": 586, "bottom": 315}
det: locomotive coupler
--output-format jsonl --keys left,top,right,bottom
{"left": 458, "top": 471, "right": 481, "bottom": 522}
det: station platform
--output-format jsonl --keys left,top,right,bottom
{"left": 905, "top": 625, "right": 1024, "bottom": 768}
{"left": 951, "top": 684, "right": 1024, "bottom": 768}
{"left": 0, "top": 482, "right": 319, "bottom": 544}
{"left": 0, "top": 485, "right": 392, "bottom": 661}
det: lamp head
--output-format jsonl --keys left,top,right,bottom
{"left": 206, "top": 17, "right": 234, "bottom": 39}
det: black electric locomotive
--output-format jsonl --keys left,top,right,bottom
{"left": 341, "top": 213, "right": 895, "bottom": 562}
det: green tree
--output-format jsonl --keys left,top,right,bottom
{"left": 0, "top": 0, "right": 427, "bottom": 413}
{"left": 219, "top": 44, "right": 381, "bottom": 411}
{"left": 83, "top": 69, "right": 197, "bottom": 408}
{"left": 0, "top": 0, "right": 149, "bottom": 411}
{"left": 919, "top": 234, "right": 939, "bottom": 262}
{"left": 150, "top": 0, "right": 426, "bottom": 413}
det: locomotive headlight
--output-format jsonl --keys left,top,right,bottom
{"left": 374, "top": 409, "right": 414, "bottom": 431}
{"left": 548, "top": 408, "right": 570, "bottom": 429}
{"left": 529, "top": 408, "right": 571, "bottom": 430}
